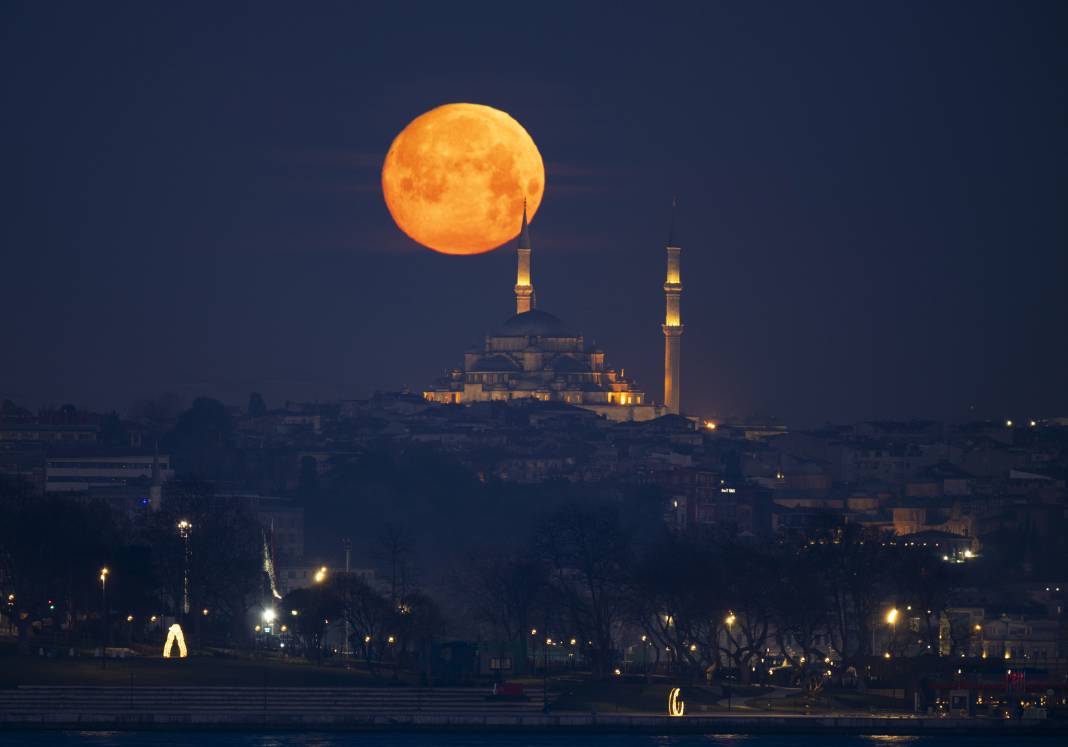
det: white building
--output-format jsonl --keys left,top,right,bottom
{"left": 45, "top": 452, "right": 173, "bottom": 493}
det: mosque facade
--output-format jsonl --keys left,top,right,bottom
{"left": 424, "top": 205, "right": 682, "bottom": 422}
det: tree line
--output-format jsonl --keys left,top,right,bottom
{"left": 0, "top": 474, "right": 978, "bottom": 684}
{"left": 0, "top": 476, "right": 261, "bottom": 654}
{"left": 461, "top": 501, "right": 969, "bottom": 683}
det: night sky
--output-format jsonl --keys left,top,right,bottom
{"left": 2, "top": 1, "right": 1065, "bottom": 425}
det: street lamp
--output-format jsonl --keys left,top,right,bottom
{"left": 177, "top": 520, "right": 192, "bottom": 616}
{"left": 725, "top": 612, "right": 736, "bottom": 673}
{"left": 99, "top": 567, "right": 109, "bottom": 668}
{"left": 314, "top": 566, "right": 327, "bottom": 584}
{"left": 885, "top": 608, "right": 899, "bottom": 656}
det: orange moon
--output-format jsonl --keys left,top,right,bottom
{"left": 381, "top": 103, "right": 544, "bottom": 255}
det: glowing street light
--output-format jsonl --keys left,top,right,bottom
{"left": 313, "top": 566, "right": 328, "bottom": 584}
{"left": 261, "top": 608, "right": 276, "bottom": 624}
{"left": 177, "top": 520, "right": 192, "bottom": 616}
{"left": 99, "top": 567, "right": 110, "bottom": 668}
{"left": 882, "top": 608, "right": 899, "bottom": 658}
{"left": 724, "top": 612, "right": 736, "bottom": 669}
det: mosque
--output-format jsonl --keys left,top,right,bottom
{"left": 423, "top": 204, "right": 684, "bottom": 422}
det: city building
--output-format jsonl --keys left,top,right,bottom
{"left": 45, "top": 450, "right": 174, "bottom": 493}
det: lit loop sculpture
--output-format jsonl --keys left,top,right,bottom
{"left": 668, "top": 687, "right": 685, "bottom": 717}
{"left": 163, "top": 623, "right": 188, "bottom": 658}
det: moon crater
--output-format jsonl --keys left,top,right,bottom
{"left": 382, "top": 103, "right": 545, "bottom": 255}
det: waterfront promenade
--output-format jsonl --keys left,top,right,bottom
{"left": 0, "top": 686, "right": 1063, "bottom": 736}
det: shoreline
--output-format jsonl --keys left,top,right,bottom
{"left": 1, "top": 713, "right": 1065, "bottom": 736}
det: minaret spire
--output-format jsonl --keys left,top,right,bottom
{"left": 515, "top": 200, "right": 534, "bottom": 314}
{"left": 662, "top": 196, "right": 683, "bottom": 415}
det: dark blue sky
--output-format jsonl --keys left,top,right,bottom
{"left": 2, "top": 1, "right": 1065, "bottom": 425}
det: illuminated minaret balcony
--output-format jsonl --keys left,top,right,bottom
{"left": 662, "top": 200, "right": 683, "bottom": 415}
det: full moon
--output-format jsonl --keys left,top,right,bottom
{"left": 381, "top": 103, "right": 545, "bottom": 255}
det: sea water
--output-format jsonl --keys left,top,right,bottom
{"left": 0, "top": 734, "right": 1050, "bottom": 746}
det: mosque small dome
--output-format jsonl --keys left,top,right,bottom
{"left": 497, "top": 309, "right": 575, "bottom": 337}
{"left": 548, "top": 355, "right": 589, "bottom": 372}
{"left": 470, "top": 354, "right": 520, "bottom": 372}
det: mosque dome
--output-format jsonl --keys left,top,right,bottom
{"left": 470, "top": 354, "right": 520, "bottom": 372}
{"left": 548, "top": 355, "right": 590, "bottom": 372}
{"left": 497, "top": 309, "right": 575, "bottom": 337}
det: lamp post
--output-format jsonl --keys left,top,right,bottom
{"left": 542, "top": 632, "right": 549, "bottom": 714}
{"left": 177, "top": 520, "right": 192, "bottom": 617}
{"left": 885, "top": 608, "right": 899, "bottom": 657}
{"left": 725, "top": 612, "right": 736, "bottom": 674}
{"left": 99, "top": 567, "right": 109, "bottom": 668}
{"left": 343, "top": 538, "right": 351, "bottom": 656}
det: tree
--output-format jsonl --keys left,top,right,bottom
{"left": 811, "top": 525, "right": 893, "bottom": 661}
{"left": 767, "top": 542, "right": 834, "bottom": 687}
{"left": 534, "top": 502, "right": 632, "bottom": 679}
{"left": 144, "top": 485, "right": 261, "bottom": 646}
{"left": 247, "top": 392, "right": 267, "bottom": 418}
{"left": 334, "top": 573, "right": 391, "bottom": 675}
{"left": 0, "top": 482, "right": 117, "bottom": 653}
{"left": 163, "top": 398, "right": 239, "bottom": 479}
{"left": 281, "top": 585, "right": 343, "bottom": 660}
{"left": 892, "top": 549, "right": 959, "bottom": 655}
{"left": 394, "top": 590, "right": 446, "bottom": 684}
{"left": 627, "top": 529, "right": 728, "bottom": 681}
{"left": 720, "top": 542, "right": 775, "bottom": 683}
{"left": 375, "top": 523, "right": 415, "bottom": 603}
{"left": 464, "top": 549, "right": 548, "bottom": 666}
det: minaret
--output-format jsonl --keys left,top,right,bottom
{"left": 662, "top": 198, "right": 683, "bottom": 414}
{"left": 515, "top": 201, "right": 534, "bottom": 314}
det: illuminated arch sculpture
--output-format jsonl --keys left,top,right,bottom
{"left": 163, "top": 623, "right": 188, "bottom": 658}
{"left": 668, "top": 687, "right": 685, "bottom": 717}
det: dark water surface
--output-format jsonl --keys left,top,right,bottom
{"left": 0, "top": 734, "right": 1052, "bottom": 746}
